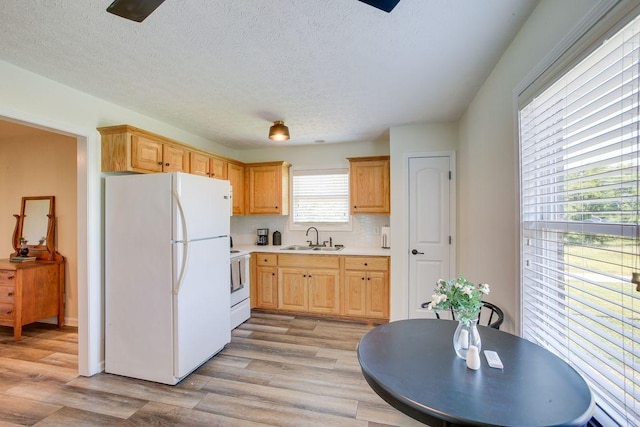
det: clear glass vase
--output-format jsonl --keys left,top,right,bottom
{"left": 453, "top": 317, "right": 481, "bottom": 359}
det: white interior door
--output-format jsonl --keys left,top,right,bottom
{"left": 408, "top": 155, "right": 453, "bottom": 318}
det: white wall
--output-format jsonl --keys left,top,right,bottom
{"left": 389, "top": 123, "right": 458, "bottom": 321}
{"left": 456, "top": 0, "right": 600, "bottom": 332}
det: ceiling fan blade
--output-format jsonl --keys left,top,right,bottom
{"left": 106, "top": 0, "right": 166, "bottom": 22}
{"left": 357, "top": 0, "right": 401, "bottom": 13}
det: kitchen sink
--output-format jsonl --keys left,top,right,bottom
{"left": 280, "top": 245, "right": 344, "bottom": 252}
{"left": 280, "top": 245, "right": 314, "bottom": 251}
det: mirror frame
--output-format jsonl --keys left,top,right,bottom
{"left": 12, "top": 196, "right": 62, "bottom": 261}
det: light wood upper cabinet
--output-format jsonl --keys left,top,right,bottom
{"left": 190, "top": 152, "right": 210, "bottom": 177}
{"left": 348, "top": 156, "right": 390, "bottom": 214}
{"left": 130, "top": 134, "right": 189, "bottom": 173}
{"left": 100, "top": 125, "right": 192, "bottom": 174}
{"left": 130, "top": 135, "right": 163, "bottom": 172}
{"left": 210, "top": 157, "right": 227, "bottom": 180}
{"left": 245, "top": 161, "right": 291, "bottom": 215}
{"left": 162, "top": 144, "right": 189, "bottom": 173}
{"left": 190, "top": 153, "right": 227, "bottom": 180}
{"left": 227, "top": 162, "right": 245, "bottom": 215}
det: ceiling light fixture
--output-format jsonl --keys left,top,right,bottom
{"left": 269, "top": 121, "right": 290, "bottom": 141}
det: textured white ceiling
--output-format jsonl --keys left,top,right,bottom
{"left": 0, "top": 0, "right": 538, "bottom": 149}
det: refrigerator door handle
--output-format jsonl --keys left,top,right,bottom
{"left": 173, "top": 190, "right": 190, "bottom": 295}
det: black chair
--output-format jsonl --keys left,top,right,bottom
{"left": 420, "top": 300, "right": 504, "bottom": 329}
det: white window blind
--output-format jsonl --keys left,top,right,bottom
{"left": 292, "top": 169, "right": 349, "bottom": 224}
{"left": 520, "top": 14, "right": 640, "bottom": 427}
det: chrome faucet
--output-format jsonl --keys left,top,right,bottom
{"left": 306, "top": 226, "right": 321, "bottom": 246}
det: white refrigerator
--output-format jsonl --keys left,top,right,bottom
{"left": 105, "top": 172, "right": 231, "bottom": 385}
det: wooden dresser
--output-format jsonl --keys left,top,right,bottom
{"left": 0, "top": 259, "right": 65, "bottom": 340}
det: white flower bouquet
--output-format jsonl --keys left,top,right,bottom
{"left": 426, "top": 276, "right": 490, "bottom": 325}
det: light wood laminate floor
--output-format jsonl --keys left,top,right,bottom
{"left": 0, "top": 313, "right": 427, "bottom": 426}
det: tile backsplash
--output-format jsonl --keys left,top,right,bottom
{"left": 230, "top": 215, "right": 390, "bottom": 248}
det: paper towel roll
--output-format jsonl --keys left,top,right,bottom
{"left": 381, "top": 226, "right": 390, "bottom": 248}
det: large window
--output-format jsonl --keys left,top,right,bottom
{"left": 291, "top": 168, "right": 349, "bottom": 226}
{"left": 519, "top": 14, "right": 640, "bottom": 426}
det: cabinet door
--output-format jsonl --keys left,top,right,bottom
{"left": 350, "top": 158, "right": 390, "bottom": 214}
{"left": 190, "top": 152, "right": 210, "bottom": 177}
{"left": 247, "top": 165, "right": 281, "bottom": 214}
{"left": 343, "top": 270, "right": 367, "bottom": 317}
{"left": 367, "top": 271, "right": 389, "bottom": 318}
{"left": 131, "top": 135, "right": 163, "bottom": 172}
{"left": 210, "top": 157, "right": 227, "bottom": 180}
{"left": 308, "top": 269, "right": 340, "bottom": 314}
{"left": 278, "top": 268, "right": 308, "bottom": 311}
{"left": 256, "top": 266, "right": 278, "bottom": 309}
{"left": 227, "top": 163, "right": 245, "bottom": 215}
{"left": 163, "top": 145, "right": 189, "bottom": 172}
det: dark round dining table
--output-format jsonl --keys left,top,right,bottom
{"left": 357, "top": 319, "right": 594, "bottom": 427}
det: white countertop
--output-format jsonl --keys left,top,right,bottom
{"left": 232, "top": 244, "right": 390, "bottom": 257}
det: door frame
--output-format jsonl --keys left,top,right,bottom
{"left": 0, "top": 109, "right": 101, "bottom": 376}
{"left": 403, "top": 151, "right": 456, "bottom": 318}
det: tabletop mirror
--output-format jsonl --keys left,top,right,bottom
{"left": 12, "top": 196, "right": 62, "bottom": 261}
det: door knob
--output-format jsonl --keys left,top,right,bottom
{"left": 411, "top": 249, "right": 424, "bottom": 255}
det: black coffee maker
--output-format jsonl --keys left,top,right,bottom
{"left": 257, "top": 228, "right": 269, "bottom": 245}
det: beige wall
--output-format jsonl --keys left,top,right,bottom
{"left": 0, "top": 120, "right": 78, "bottom": 325}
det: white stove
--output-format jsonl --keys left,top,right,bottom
{"left": 230, "top": 250, "right": 250, "bottom": 329}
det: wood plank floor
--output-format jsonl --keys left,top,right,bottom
{"left": 0, "top": 313, "right": 429, "bottom": 426}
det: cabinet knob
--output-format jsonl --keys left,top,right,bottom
{"left": 361, "top": 277, "right": 365, "bottom": 280}
{"left": 157, "top": 161, "right": 163, "bottom": 165}
{"left": 7, "top": 292, "right": 13, "bottom": 296}
{"left": 165, "top": 163, "right": 170, "bottom": 166}
{"left": 272, "top": 273, "right": 275, "bottom": 276}
{"left": 275, "top": 206, "right": 278, "bottom": 209}
{"left": 367, "top": 277, "right": 371, "bottom": 281}
{"left": 364, "top": 263, "right": 368, "bottom": 266}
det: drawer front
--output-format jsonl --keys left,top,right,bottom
{"left": 0, "top": 285, "right": 15, "bottom": 303}
{"left": 344, "top": 256, "right": 388, "bottom": 271}
{"left": 256, "top": 253, "right": 278, "bottom": 267}
{"left": 0, "top": 270, "right": 16, "bottom": 285}
{"left": 0, "top": 302, "right": 14, "bottom": 320}
{"left": 278, "top": 254, "right": 339, "bottom": 269}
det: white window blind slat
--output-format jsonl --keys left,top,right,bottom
{"left": 291, "top": 169, "right": 349, "bottom": 224}
{"left": 520, "top": 14, "right": 640, "bottom": 426}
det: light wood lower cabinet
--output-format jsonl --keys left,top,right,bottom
{"left": 252, "top": 253, "right": 388, "bottom": 320}
{"left": 342, "top": 256, "right": 389, "bottom": 319}
{"left": 255, "top": 254, "right": 278, "bottom": 309}
{"left": 279, "top": 267, "right": 340, "bottom": 314}
{"left": 344, "top": 270, "right": 388, "bottom": 318}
